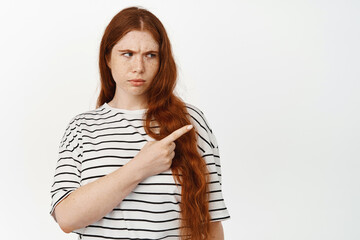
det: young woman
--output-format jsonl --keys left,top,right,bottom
{"left": 50, "top": 6, "right": 230, "bottom": 240}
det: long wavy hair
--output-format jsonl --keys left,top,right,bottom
{"left": 96, "top": 6, "right": 211, "bottom": 239}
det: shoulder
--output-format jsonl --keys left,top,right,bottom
{"left": 63, "top": 104, "right": 109, "bottom": 131}
{"left": 71, "top": 103, "right": 109, "bottom": 121}
{"left": 184, "top": 102, "right": 213, "bottom": 134}
{"left": 78, "top": 104, "right": 109, "bottom": 119}
{"left": 184, "top": 102, "right": 204, "bottom": 116}
{"left": 184, "top": 102, "right": 217, "bottom": 151}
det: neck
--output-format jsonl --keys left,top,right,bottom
{"left": 108, "top": 93, "right": 148, "bottom": 110}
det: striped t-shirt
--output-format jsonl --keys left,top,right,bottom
{"left": 50, "top": 102, "right": 230, "bottom": 239}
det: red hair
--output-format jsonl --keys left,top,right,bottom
{"left": 96, "top": 6, "right": 211, "bottom": 239}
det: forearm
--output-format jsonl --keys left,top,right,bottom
{"left": 53, "top": 159, "right": 143, "bottom": 233}
{"left": 208, "top": 221, "right": 224, "bottom": 240}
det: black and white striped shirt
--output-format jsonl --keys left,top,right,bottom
{"left": 50, "top": 102, "right": 230, "bottom": 239}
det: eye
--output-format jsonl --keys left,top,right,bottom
{"left": 146, "top": 53, "right": 157, "bottom": 58}
{"left": 123, "top": 52, "right": 133, "bottom": 57}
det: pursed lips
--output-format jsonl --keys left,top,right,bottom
{"left": 129, "top": 79, "right": 145, "bottom": 82}
{"left": 128, "top": 79, "right": 146, "bottom": 86}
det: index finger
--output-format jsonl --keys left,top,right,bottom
{"left": 161, "top": 125, "right": 193, "bottom": 144}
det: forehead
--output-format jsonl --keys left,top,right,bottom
{"left": 114, "top": 30, "right": 159, "bottom": 51}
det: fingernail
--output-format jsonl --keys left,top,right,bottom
{"left": 187, "top": 125, "right": 193, "bottom": 130}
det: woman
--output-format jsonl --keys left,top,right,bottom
{"left": 50, "top": 6, "right": 230, "bottom": 240}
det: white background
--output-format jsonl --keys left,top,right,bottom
{"left": 0, "top": 0, "right": 359, "bottom": 239}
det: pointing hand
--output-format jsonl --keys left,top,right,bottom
{"left": 132, "top": 125, "right": 193, "bottom": 180}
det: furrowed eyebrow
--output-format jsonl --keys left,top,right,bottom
{"left": 118, "top": 49, "right": 135, "bottom": 53}
{"left": 118, "top": 49, "right": 159, "bottom": 54}
{"left": 145, "top": 50, "right": 159, "bottom": 54}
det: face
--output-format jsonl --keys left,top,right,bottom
{"left": 107, "top": 30, "right": 160, "bottom": 101}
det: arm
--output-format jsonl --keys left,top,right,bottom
{"left": 53, "top": 125, "right": 193, "bottom": 233}
{"left": 208, "top": 221, "right": 225, "bottom": 240}
{"left": 53, "top": 159, "right": 143, "bottom": 233}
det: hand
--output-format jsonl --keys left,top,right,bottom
{"left": 132, "top": 125, "right": 193, "bottom": 180}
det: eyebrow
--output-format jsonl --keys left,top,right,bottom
{"left": 118, "top": 49, "right": 159, "bottom": 54}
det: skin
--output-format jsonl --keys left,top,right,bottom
{"left": 209, "top": 221, "right": 225, "bottom": 239}
{"left": 53, "top": 30, "right": 224, "bottom": 238}
{"left": 106, "top": 31, "right": 225, "bottom": 237}
{"left": 106, "top": 30, "right": 159, "bottom": 110}
{"left": 54, "top": 124, "right": 194, "bottom": 232}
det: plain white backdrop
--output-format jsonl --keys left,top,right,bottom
{"left": 0, "top": 0, "right": 359, "bottom": 239}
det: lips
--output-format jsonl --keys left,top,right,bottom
{"left": 129, "top": 79, "right": 145, "bottom": 82}
{"left": 129, "top": 79, "right": 145, "bottom": 86}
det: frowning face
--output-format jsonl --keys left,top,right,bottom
{"left": 106, "top": 30, "right": 160, "bottom": 102}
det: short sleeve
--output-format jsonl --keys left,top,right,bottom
{"left": 186, "top": 104, "right": 231, "bottom": 222}
{"left": 49, "top": 114, "right": 83, "bottom": 221}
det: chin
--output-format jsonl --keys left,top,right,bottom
{"left": 129, "top": 91, "right": 147, "bottom": 96}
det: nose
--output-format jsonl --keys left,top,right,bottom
{"left": 132, "top": 55, "right": 145, "bottom": 73}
